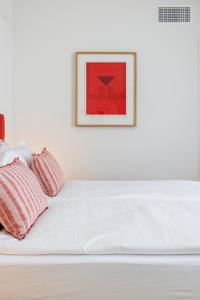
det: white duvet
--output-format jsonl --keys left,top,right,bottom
{"left": 1, "top": 180, "right": 200, "bottom": 255}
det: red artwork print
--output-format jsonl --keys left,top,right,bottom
{"left": 86, "top": 62, "right": 126, "bottom": 115}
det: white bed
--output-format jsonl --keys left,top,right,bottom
{"left": 1, "top": 180, "right": 200, "bottom": 300}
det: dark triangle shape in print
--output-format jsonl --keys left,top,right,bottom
{"left": 98, "top": 76, "right": 114, "bottom": 86}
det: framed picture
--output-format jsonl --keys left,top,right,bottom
{"left": 75, "top": 52, "right": 137, "bottom": 127}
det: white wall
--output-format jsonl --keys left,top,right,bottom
{"left": 13, "top": 0, "right": 200, "bottom": 180}
{"left": 0, "top": 0, "right": 13, "bottom": 144}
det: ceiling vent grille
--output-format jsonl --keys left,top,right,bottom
{"left": 158, "top": 6, "right": 191, "bottom": 23}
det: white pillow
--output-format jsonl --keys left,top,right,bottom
{"left": 0, "top": 141, "right": 11, "bottom": 166}
{"left": 0, "top": 149, "right": 27, "bottom": 167}
{"left": 0, "top": 141, "right": 10, "bottom": 154}
{"left": 0, "top": 140, "right": 33, "bottom": 167}
{"left": 13, "top": 140, "right": 33, "bottom": 167}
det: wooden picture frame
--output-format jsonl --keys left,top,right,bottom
{"left": 75, "top": 52, "right": 137, "bottom": 127}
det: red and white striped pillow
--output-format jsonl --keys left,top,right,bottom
{"left": 0, "top": 159, "right": 48, "bottom": 240}
{"left": 31, "top": 148, "right": 64, "bottom": 197}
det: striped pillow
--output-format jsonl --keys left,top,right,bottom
{"left": 0, "top": 159, "right": 48, "bottom": 240}
{"left": 31, "top": 148, "right": 64, "bottom": 197}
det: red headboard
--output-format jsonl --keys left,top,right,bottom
{"left": 0, "top": 114, "right": 5, "bottom": 140}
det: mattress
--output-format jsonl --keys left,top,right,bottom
{"left": 1, "top": 254, "right": 200, "bottom": 300}
{"left": 1, "top": 180, "right": 200, "bottom": 255}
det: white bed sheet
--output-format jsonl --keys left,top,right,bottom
{"left": 1, "top": 180, "right": 200, "bottom": 255}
